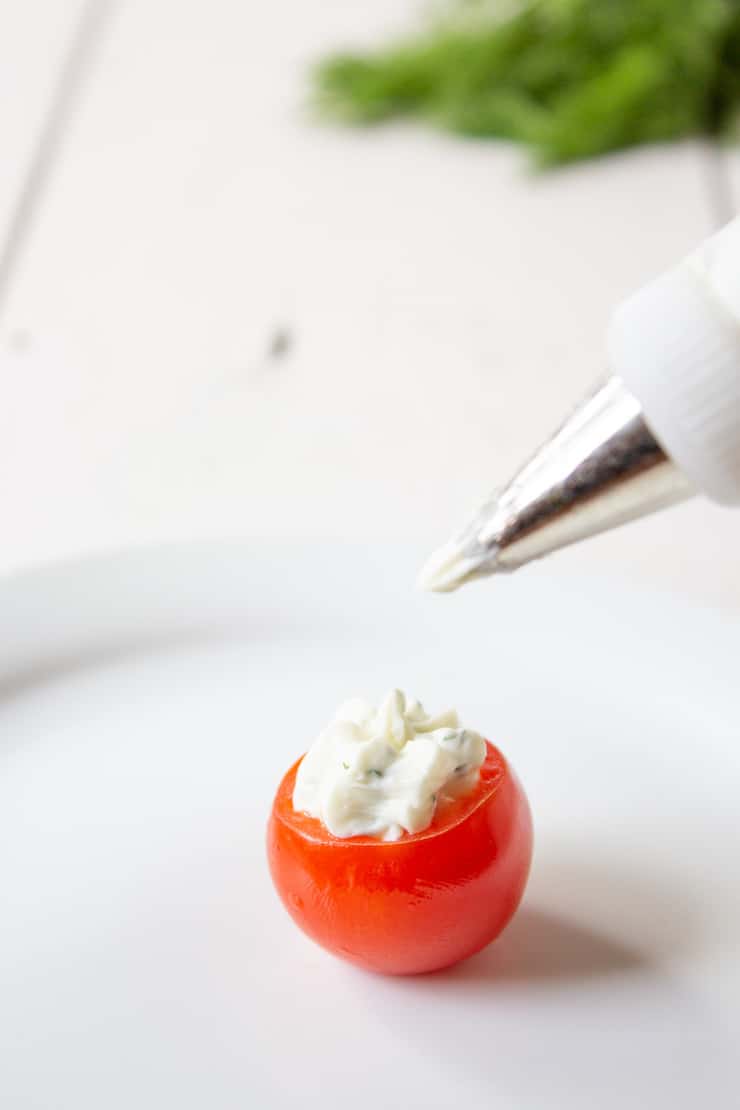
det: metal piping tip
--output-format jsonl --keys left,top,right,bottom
{"left": 418, "top": 376, "right": 693, "bottom": 594}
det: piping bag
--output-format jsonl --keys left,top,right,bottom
{"left": 419, "top": 216, "right": 740, "bottom": 593}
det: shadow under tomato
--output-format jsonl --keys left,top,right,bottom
{"left": 419, "top": 846, "right": 703, "bottom": 987}
{"left": 445, "top": 906, "right": 646, "bottom": 984}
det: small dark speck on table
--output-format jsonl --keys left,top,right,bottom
{"left": 267, "top": 326, "right": 293, "bottom": 362}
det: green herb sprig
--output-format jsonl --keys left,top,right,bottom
{"left": 313, "top": 0, "right": 740, "bottom": 166}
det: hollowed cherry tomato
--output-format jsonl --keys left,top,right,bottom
{"left": 267, "top": 741, "right": 532, "bottom": 975}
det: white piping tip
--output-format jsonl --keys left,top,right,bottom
{"left": 417, "top": 493, "right": 505, "bottom": 593}
{"left": 416, "top": 536, "right": 498, "bottom": 593}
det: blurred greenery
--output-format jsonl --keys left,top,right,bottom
{"left": 313, "top": 0, "right": 740, "bottom": 166}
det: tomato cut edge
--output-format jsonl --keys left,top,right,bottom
{"left": 273, "top": 739, "right": 508, "bottom": 847}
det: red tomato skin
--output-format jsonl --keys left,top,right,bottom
{"left": 267, "top": 742, "right": 532, "bottom": 975}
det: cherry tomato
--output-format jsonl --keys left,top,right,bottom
{"left": 267, "top": 741, "right": 532, "bottom": 975}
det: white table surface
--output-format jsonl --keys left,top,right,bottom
{"left": 0, "top": 0, "right": 738, "bottom": 607}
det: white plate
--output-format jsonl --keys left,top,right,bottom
{"left": 1, "top": 543, "right": 738, "bottom": 1109}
